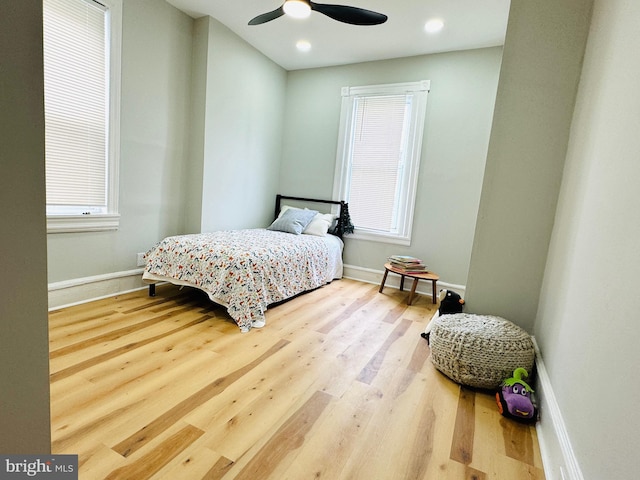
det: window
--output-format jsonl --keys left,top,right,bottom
{"left": 333, "top": 81, "right": 429, "bottom": 245}
{"left": 43, "top": 0, "right": 122, "bottom": 233}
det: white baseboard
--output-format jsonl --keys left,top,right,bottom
{"left": 47, "top": 264, "right": 464, "bottom": 311}
{"left": 48, "top": 269, "right": 148, "bottom": 310}
{"left": 343, "top": 263, "right": 466, "bottom": 300}
{"left": 532, "top": 337, "right": 584, "bottom": 480}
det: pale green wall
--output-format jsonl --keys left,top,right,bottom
{"left": 199, "top": 18, "right": 287, "bottom": 232}
{"left": 0, "top": 0, "right": 51, "bottom": 452}
{"left": 535, "top": 0, "right": 640, "bottom": 478}
{"left": 465, "top": 0, "right": 593, "bottom": 331}
{"left": 281, "top": 48, "right": 504, "bottom": 286}
{"left": 184, "top": 16, "right": 208, "bottom": 234}
{"left": 46, "top": 0, "right": 194, "bottom": 282}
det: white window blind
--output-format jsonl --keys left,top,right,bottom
{"left": 334, "top": 81, "right": 429, "bottom": 245}
{"left": 44, "top": 0, "right": 108, "bottom": 213}
{"left": 349, "top": 94, "right": 410, "bottom": 232}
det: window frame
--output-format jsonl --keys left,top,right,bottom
{"left": 44, "top": 0, "right": 122, "bottom": 233}
{"left": 332, "top": 80, "right": 430, "bottom": 245}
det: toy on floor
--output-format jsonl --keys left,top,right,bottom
{"left": 496, "top": 367, "right": 538, "bottom": 423}
{"left": 439, "top": 289, "right": 466, "bottom": 315}
{"left": 421, "top": 289, "right": 465, "bottom": 342}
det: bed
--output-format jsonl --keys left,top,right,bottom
{"left": 142, "top": 195, "right": 350, "bottom": 332}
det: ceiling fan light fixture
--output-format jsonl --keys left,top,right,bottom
{"left": 283, "top": 0, "right": 312, "bottom": 19}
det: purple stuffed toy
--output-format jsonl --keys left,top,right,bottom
{"left": 496, "top": 367, "right": 538, "bottom": 423}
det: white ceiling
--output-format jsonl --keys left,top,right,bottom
{"left": 164, "top": 0, "right": 511, "bottom": 71}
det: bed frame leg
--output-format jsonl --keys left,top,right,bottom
{"left": 149, "top": 284, "right": 156, "bottom": 297}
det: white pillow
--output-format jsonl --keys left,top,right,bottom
{"left": 303, "top": 212, "right": 336, "bottom": 237}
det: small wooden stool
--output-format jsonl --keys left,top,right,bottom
{"left": 379, "top": 262, "right": 439, "bottom": 305}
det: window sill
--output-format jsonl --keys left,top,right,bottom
{"left": 47, "top": 214, "right": 120, "bottom": 233}
{"left": 349, "top": 230, "right": 411, "bottom": 246}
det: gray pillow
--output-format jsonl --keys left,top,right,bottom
{"left": 268, "top": 208, "right": 318, "bottom": 234}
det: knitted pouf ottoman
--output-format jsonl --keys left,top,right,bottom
{"left": 429, "top": 313, "right": 535, "bottom": 389}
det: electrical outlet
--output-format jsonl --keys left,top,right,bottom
{"left": 136, "top": 252, "right": 146, "bottom": 267}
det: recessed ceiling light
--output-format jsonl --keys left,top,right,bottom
{"left": 296, "top": 40, "right": 312, "bottom": 52}
{"left": 283, "top": 1, "right": 312, "bottom": 19}
{"left": 424, "top": 18, "right": 444, "bottom": 34}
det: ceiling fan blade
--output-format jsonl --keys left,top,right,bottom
{"left": 248, "top": 5, "right": 285, "bottom": 25}
{"left": 310, "top": 2, "right": 387, "bottom": 25}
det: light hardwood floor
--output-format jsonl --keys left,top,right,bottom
{"left": 49, "top": 278, "right": 545, "bottom": 479}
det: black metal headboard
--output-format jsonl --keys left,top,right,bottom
{"left": 275, "top": 194, "right": 352, "bottom": 239}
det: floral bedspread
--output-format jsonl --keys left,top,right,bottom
{"left": 144, "top": 229, "right": 333, "bottom": 332}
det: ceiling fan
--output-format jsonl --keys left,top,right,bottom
{"left": 248, "top": 0, "right": 388, "bottom": 26}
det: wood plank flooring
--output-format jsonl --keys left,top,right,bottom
{"left": 49, "top": 279, "right": 545, "bottom": 479}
